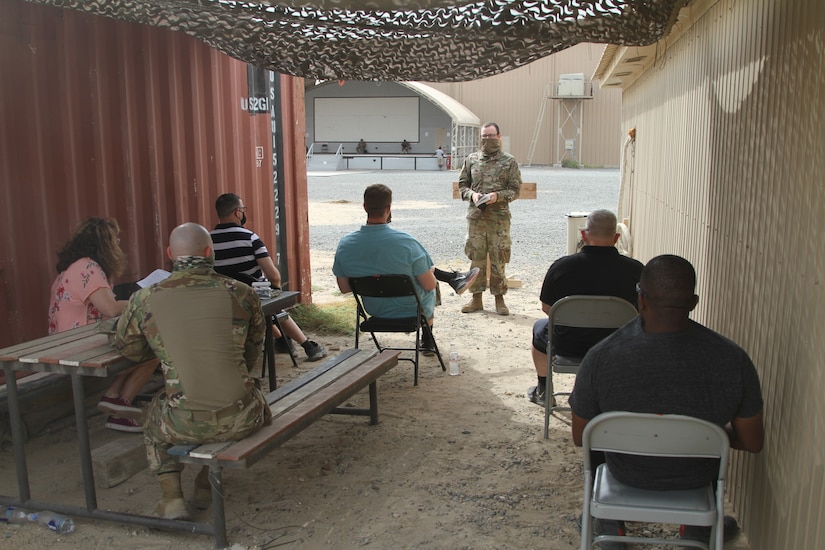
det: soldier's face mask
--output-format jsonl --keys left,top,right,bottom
{"left": 481, "top": 137, "right": 501, "bottom": 155}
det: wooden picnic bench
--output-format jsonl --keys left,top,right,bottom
{"left": 0, "top": 323, "right": 398, "bottom": 549}
{"left": 168, "top": 348, "right": 400, "bottom": 548}
{"left": 0, "top": 291, "right": 298, "bottom": 443}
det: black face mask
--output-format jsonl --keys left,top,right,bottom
{"left": 239, "top": 212, "right": 247, "bottom": 226}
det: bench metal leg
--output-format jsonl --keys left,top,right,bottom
{"left": 3, "top": 364, "right": 31, "bottom": 503}
{"left": 263, "top": 315, "right": 277, "bottom": 391}
{"left": 210, "top": 467, "right": 227, "bottom": 549}
{"left": 368, "top": 381, "right": 378, "bottom": 425}
{"left": 71, "top": 373, "right": 98, "bottom": 510}
{"left": 0, "top": 366, "right": 221, "bottom": 543}
{"left": 329, "top": 379, "right": 381, "bottom": 424}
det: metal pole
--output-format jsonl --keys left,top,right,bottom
{"left": 578, "top": 98, "right": 584, "bottom": 166}
{"left": 269, "top": 71, "right": 288, "bottom": 289}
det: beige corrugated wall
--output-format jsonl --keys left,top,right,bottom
{"left": 426, "top": 43, "right": 623, "bottom": 167}
{"left": 620, "top": 0, "right": 824, "bottom": 547}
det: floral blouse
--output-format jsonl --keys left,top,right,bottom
{"left": 48, "top": 258, "right": 114, "bottom": 334}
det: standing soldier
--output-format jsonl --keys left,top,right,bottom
{"left": 458, "top": 122, "right": 521, "bottom": 315}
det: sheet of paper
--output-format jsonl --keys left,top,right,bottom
{"left": 474, "top": 193, "right": 493, "bottom": 206}
{"left": 137, "top": 269, "right": 171, "bottom": 288}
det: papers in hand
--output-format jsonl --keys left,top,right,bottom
{"left": 474, "top": 193, "right": 493, "bottom": 210}
{"left": 137, "top": 269, "right": 171, "bottom": 288}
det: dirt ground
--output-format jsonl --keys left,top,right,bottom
{"left": 0, "top": 172, "right": 753, "bottom": 549}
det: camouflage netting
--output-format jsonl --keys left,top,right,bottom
{"left": 27, "top": 0, "right": 685, "bottom": 81}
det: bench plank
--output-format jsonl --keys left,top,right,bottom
{"left": 18, "top": 334, "right": 109, "bottom": 364}
{"left": 189, "top": 442, "right": 234, "bottom": 459}
{"left": 0, "top": 324, "right": 99, "bottom": 362}
{"left": 15, "top": 339, "right": 136, "bottom": 376}
{"left": 265, "top": 348, "right": 361, "bottom": 405}
{"left": 217, "top": 350, "right": 398, "bottom": 468}
{"left": 267, "top": 350, "right": 377, "bottom": 417}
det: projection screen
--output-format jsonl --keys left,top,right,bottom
{"left": 314, "top": 97, "right": 420, "bottom": 142}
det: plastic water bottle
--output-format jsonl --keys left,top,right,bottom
{"left": 449, "top": 343, "right": 460, "bottom": 376}
{"left": 2, "top": 506, "right": 75, "bottom": 534}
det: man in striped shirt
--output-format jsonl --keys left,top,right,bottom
{"left": 211, "top": 193, "right": 326, "bottom": 362}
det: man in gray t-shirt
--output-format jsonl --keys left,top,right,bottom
{"left": 570, "top": 254, "right": 764, "bottom": 488}
{"left": 569, "top": 254, "right": 764, "bottom": 544}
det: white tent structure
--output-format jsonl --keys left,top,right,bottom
{"left": 398, "top": 82, "right": 481, "bottom": 170}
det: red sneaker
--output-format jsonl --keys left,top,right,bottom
{"left": 97, "top": 396, "right": 143, "bottom": 419}
{"left": 104, "top": 416, "right": 143, "bottom": 433}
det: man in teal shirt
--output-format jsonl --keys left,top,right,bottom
{"left": 333, "top": 184, "right": 477, "bottom": 351}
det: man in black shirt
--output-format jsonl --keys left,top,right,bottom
{"left": 528, "top": 210, "right": 643, "bottom": 406}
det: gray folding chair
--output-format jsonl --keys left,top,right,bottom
{"left": 581, "top": 412, "right": 729, "bottom": 550}
{"left": 543, "top": 295, "right": 637, "bottom": 437}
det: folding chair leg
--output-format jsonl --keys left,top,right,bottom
{"left": 422, "top": 324, "right": 446, "bottom": 372}
{"left": 543, "top": 355, "right": 554, "bottom": 439}
{"left": 542, "top": 384, "right": 574, "bottom": 437}
{"left": 272, "top": 313, "right": 299, "bottom": 368}
{"left": 543, "top": 381, "right": 552, "bottom": 439}
{"left": 369, "top": 331, "right": 383, "bottom": 352}
{"left": 412, "top": 327, "right": 420, "bottom": 386}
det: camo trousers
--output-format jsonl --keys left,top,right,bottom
{"left": 464, "top": 217, "right": 511, "bottom": 295}
{"left": 144, "top": 386, "right": 271, "bottom": 475}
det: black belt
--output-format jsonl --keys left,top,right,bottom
{"left": 176, "top": 390, "right": 259, "bottom": 423}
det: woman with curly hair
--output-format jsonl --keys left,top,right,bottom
{"left": 49, "top": 217, "right": 157, "bottom": 433}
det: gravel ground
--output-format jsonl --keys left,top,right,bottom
{"left": 307, "top": 166, "right": 621, "bottom": 289}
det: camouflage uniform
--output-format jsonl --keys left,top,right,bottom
{"left": 111, "top": 256, "right": 271, "bottom": 475}
{"left": 458, "top": 149, "right": 521, "bottom": 295}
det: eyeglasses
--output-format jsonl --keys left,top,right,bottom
{"left": 236, "top": 206, "right": 248, "bottom": 212}
{"left": 481, "top": 134, "right": 498, "bottom": 139}
{"left": 635, "top": 282, "right": 646, "bottom": 297}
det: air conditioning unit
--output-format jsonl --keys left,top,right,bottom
{"left": 557, "top": 73, "right": 585, "bottom": 97}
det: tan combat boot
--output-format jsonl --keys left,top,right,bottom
{"left": 461, "top": 293, "right": 483, "bottom": 313}
{"left": 155, "top": 472, "right": 189, "bottom": 519}
{"left": 494, "top": 295, "right": 509, "bottom": 316}
{"left": 193, "top": 465, "right": 212, "bottom": 510}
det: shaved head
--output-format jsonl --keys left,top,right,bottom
{"left": 169, "top": 223, "right": 213, "bottom": 258}
{"left": 639, "top": 254, "right": 697, "bottom": 310}
{"left": 585, "top": 210, "right": 618, "bottom": 240}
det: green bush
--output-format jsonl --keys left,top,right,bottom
{"left": 289, "top": 300, "right": 356, "bottom": 336}
{"left": 561, "top": 158, "right": 580, "bottom": 169}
